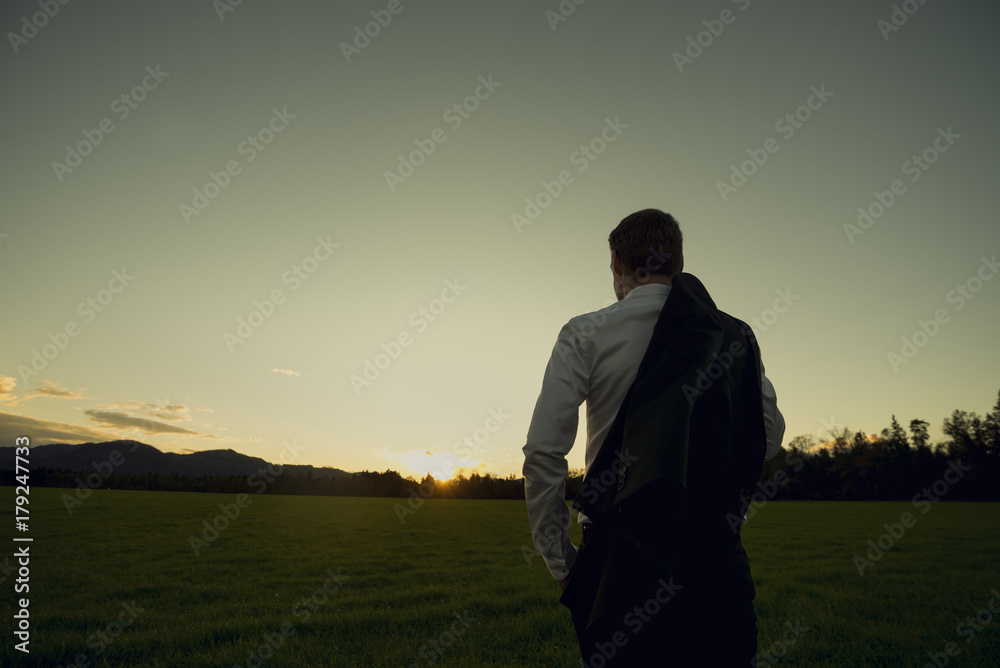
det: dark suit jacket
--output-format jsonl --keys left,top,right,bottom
{"left": 559, "top": 273, "right": 767, "bottom": 664}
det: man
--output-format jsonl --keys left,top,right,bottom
{"left": 522, "top": 209, "right": 784, "bottom": 666}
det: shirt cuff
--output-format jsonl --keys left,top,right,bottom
{"left": 547, "top": 542, "right": 579, "bottom": 581}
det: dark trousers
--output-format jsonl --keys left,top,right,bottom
{"left": 568, "top": 524, "right": 758, "bottom": 667}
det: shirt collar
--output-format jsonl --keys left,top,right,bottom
{"left": 622, "top": 283, "right": 672, "bottom": 301}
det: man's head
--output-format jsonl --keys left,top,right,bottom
{"left": 608, "top": 209, "right": 684, "bottom": 300}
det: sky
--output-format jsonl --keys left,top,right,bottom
{"left": 1, "top": 0, "right": 998, "bottom": 480}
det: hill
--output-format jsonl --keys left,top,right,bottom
{"left": 0, "top": 440, "right": 353, "bottom": 479}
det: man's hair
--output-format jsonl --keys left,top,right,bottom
{"left": 608, "top": 209, "right": 683, "bottom": 278}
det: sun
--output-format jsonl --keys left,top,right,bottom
{"left": 424, "top": 451, "right": 487, "bottom": 481}
{"left": 376, "top": 447, "right": 486, "bottom": 482}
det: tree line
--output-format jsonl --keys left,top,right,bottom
{"left": 7, "top": 465, "right": 527, "bottom": 500}
{"left": 5, "top": 389, "right": 998, "bottom": 502}
{"left": 752, "top": 395, "right": 1000, "bottom": 502}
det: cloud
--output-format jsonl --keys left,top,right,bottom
{"left": 95, "top": 398, "right": 193, "bottom": 424}
{"left": 148, "top": 403, "right": 190, "bottom": 422}
{"left": 0, "top": 377, "right": 16, "bottom": 404}
{"left": 83, "top": 410, "right": 208, "bottom": 437}
{"left": 0, "top": 378, "right": 86, "bottom": 404}
{"left": 1, "top": 391, "right": 234, "bottom": 447}
{"left": 96, "top": 400, "right": 152, "bottom": 412}
{"left": 0, "top": 410, "right": 114, "bottom": 444}
{"left": 31, "top": 380, "right": 85, "bottom": 399}
{"left": 271, "top": 368, "right": 301, "bottom": 377}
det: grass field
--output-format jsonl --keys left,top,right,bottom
{"left": 0, "top": 487, "right": 998, "bottom": 667}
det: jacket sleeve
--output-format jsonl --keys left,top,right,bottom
{"left": 522, "top": 320, "right": 590, "bottom": 580}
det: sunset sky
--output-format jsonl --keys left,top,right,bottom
{"left": 1, "top": 0, "right": 998, "bottom": 480}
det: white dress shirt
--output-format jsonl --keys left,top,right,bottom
{"left": 522, "top": 283, "right": 785, "bottom": 580}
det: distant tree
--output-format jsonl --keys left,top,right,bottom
{"left": 943, "top": 409, "right": 977, "bottom": 454}
{"left": 850, "top": 430, "right": 869, "bottom": 455}
{"left": 985, "top": 390, "right": 1000, "bottom": 457}
{"left": 887, "top": 415, "right": 908, "bottom": 450}
{"left": 786, "top": 434, "right": 818, "bottom": 452}
{"left": 909, "top": 419, "right": 930, "bottom": 450}
{"left": 564, "top": 467, "right": 584, "bottom": 500}
{"left": 419, "top": 473, "right": 437, "bottom": 497}
{"left": 830, "top": 426, "right": 852, "bottom": 454}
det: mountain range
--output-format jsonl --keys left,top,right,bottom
{"left": 0, "top": 440, "right": 353, "bottom": 479}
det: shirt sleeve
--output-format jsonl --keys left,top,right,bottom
{"left": 761, "top": 372, "right": 785, "bottom": 461}
{"left": 522, "top": 320, "right": 590, "bottom": 580}
{"left": 742, "top": 371, "right": 786, "bottom": 526}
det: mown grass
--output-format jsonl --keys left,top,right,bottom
{"left": 0, "top": 488, "right": 997, "bottom": 667}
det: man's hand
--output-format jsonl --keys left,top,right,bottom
{"left": 557, "top": 575, "right": 572, "bottom": 593}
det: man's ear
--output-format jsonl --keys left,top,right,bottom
{"left": 611, "top": 250, "right": 622, "bottom": 276}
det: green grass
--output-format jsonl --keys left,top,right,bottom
{"left": 0, "top": 489, "right": 997, "bottom": 667}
